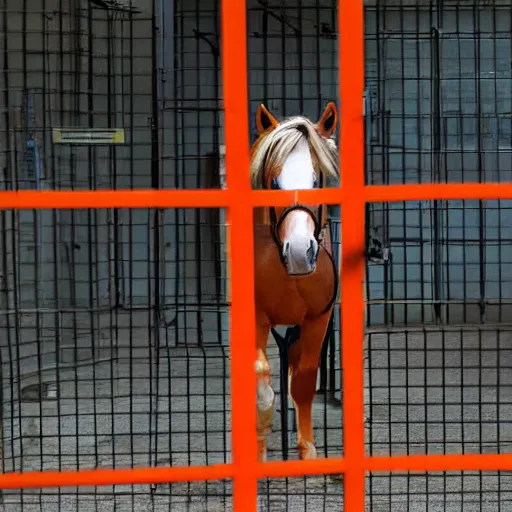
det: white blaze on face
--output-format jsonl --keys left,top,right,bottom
{"left": 277, "top": 138, "right": 316, "bottom": 191}
{"left": 277, "top": 137, "right": 319, "bottom": 275}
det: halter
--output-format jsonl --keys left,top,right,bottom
{"left": 264, "top": 172, "right": 339, "bottom": 315}
{"left": 267, "top": 174, "right": 324, "bottom": 264}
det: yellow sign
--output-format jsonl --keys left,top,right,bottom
{"left": 52, "top": 128, "right": 125, "bottom": 145}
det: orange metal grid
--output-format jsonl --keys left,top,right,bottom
{"left": 1, "top": 0, "right": 512, "bottom": 509}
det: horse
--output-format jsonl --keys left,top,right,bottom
{"left": 250, "top": 102, "right": 340, "bottom": 461}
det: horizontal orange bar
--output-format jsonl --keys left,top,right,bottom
{"left": 4, "top": 453, "right": 512, "bottom": 489}
{"left": 0, "top": 190, "right": 232, "bottom": 209}
{"left": 0, "top": 189, "right": 342, "bottom": 209}
{"left": 0, "top": 464, "right": 234, "bottom": 489}
{"left": 2, "top": 183, "right": 512, "bottom": 210}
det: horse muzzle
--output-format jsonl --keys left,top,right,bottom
{"left": 282, "top": 234, "right": 319, "bottom": 276}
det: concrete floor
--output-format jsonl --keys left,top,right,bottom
{"left": 1, "top": 311, "right": 511, "bottom": 510}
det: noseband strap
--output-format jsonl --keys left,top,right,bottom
{"left": 268, "top": 174, "right": 324, "bottom": 256}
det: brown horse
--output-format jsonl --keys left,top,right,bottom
{"left": 251, "top": 102, "right": 339, "bottom": 461}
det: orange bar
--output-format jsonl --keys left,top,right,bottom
{"left": 3, "top": 183, "right": 512, "bottom": 211}
{"left": 221, "top": 0, "right": 258, "bottom": 510}
{"left": 339, "top": 0, "right": 366, "bottom": 509}
{"left": 0, "top": 464, "right": 234, "bottom": 489}
{"left": 0, "top": 190, "right": 231, "bottom": 209}
{"left": 6, "top": 452, "right": 512, "bottom": 489}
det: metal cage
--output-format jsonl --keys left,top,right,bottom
{"left": 0, "top": 0, "right": 511, "bottom": 510}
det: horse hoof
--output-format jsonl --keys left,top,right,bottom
{"left": 298, "top": 441, "right": 317, "bottom": 460}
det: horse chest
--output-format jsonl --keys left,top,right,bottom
{"left": 253, "top": 230, "right": 336, "bottom": 325}
{"left": 254, "top": 254, "right": 333, "bottom": 325}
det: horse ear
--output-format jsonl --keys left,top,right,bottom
{"left": 316, "top": 102, "right": 338, "bottom": 138}
{"left": 256, "top": 104, "right": 278, "bottom": 135}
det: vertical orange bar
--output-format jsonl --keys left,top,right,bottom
{"left": 221, "top": 0, "right": 258, "bottom": 510}
{"left": 339, "top": 0, "right": 366, "bottom": 510}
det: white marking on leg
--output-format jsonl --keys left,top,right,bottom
{"left": 255, "top": 359, "right": 267, "bottom": 373}
{"left": 302, "top": 441, "right": 317, "bottom": 459}
{"left": 257, "top": 380, "right": 275, "bottom": 412}
{"left": 256, "top": 359, "right": 274, "bottom": 437}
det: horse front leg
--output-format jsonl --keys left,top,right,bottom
{"left": 288, "top": 310, "right": 332, "bottom": 460}
{"left": 255, "top": 322, "right": 272, "bottom": 462}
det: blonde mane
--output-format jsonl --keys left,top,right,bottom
{"left": 250, "top": 116, "right": 339, "bottom": 190}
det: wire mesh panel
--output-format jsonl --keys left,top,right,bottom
{"left": 1, "top": 0, "right": 511, "bottom": 510}
{"left": 368, "top": 471, "right": 512, "bottom": 511}
{"left": 0, "top": 0, "right": 234, "bottom": 509}
{"left": 366, "top": 327, "right": 512, "bottom": 511}
{"left": 162, "top": 0, "right": 346, "bottom": 488}
{"left": 362, "top": 0, "right": 512, "bottom": 509}
{"left": 0, "top": 0, "right": 351, "bottom": 507}
{"left": 0, "top": 206, "right": 231, "bottom": 511}
{"left": 158, "top": 0, "right": 229, "bottom": 348}
{"left": 257, "top": 476, "right": 344, "bottom": 510}
{"left": 364, "top": 0, "right": 512, "bottom": 326}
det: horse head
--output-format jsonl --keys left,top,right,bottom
{"left": 250, "top": 102, "right": 339, "bottom": 276}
